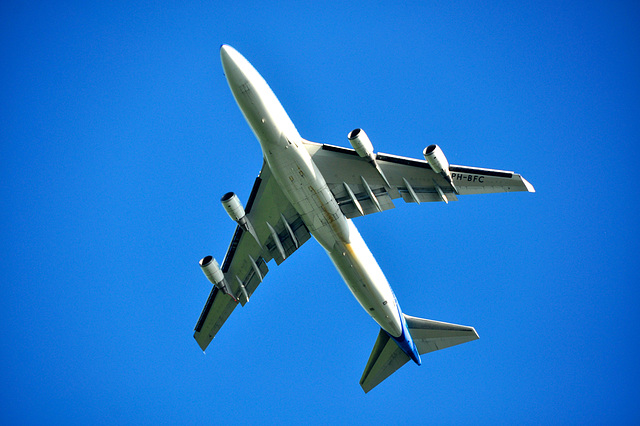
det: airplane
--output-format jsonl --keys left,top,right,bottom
{"left": 194, "top": 44, "right": 535, "bottom": 393}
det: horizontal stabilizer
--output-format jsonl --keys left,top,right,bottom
{"left": 359, "top": 329, "right": 411, "bottom": 393}
{"left": 359, "top": 315, "right": 479, "bottom": 393}
{"left": 403, "top": 314, "right": 479, "bottom": 355}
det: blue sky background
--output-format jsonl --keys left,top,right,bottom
{"left": 2, "top": 1, "right": 638, "bottom": 424}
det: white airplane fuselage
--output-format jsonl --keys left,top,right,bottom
{"left": 220, "top": 45, "right": 420, "bottom": 364}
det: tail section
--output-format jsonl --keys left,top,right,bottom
{"left": 403, "top": 315, "right": 479, "bottom": 355}
{"left": 359, "top": 314, "right": 479, "bottom": 393}
{"left": 360, "top": 329, "right": 412, "bottom": 393}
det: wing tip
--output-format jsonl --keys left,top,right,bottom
{"left": 521, "top": 177, "right": 536, "bottom": 193}
{"left": 470, "top": 326, "right": 480, "bottom": 340}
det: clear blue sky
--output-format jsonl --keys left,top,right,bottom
{"left": 2, "top": 1, "right": 638, "bottom": 424}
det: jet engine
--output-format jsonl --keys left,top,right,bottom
{"left": 200, "top": 255, "right": 224, "bottom": 287}
{"left": 423, "top": 144, "right": 449, "bottom": 174}
{"left": 220, "top": 191, "right": 262, "bottom": 247}
{"left": 221, "top": 192, "right": 246, "bottom": 223}
{"left": 199, "top": 255, "right": 235, "bottom": 300}
{"left": 347, "top": 128, "right": 391, "bottom": 187}
{"left": 423, "top": 144, "right": 458, "bottom": 193}
{"left": 348, "top": 128, "right": 374, "bottom": 158}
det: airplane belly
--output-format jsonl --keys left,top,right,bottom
{"left": 264, "top": 140, "right": 348, "bottom": 239}
{"left": 324, "top": 220, "right": 403, "bottom": 338}
{"left": 264, "top": 141, "right": 402, "bottom": 337}
{"left": 230, "top": 45, "right": 407, "bottom": 339}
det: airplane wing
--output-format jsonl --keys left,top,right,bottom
{"left": 303, "top": 140, "right": 534, "bottom": 218}
{"left": 193, "top": 162, "right": 312, "bottom": 351}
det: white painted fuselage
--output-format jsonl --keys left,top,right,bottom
{"left": 220, "top": 45, "right": 417, "bottom": 357}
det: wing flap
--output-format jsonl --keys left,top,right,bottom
{"left": 194, "top": 287, "right": 238, "bottom": 351}
{"left": 264, "top": 213, "right": 312, "bottom": 265}
{"left": 331, "top": 183, "right": 395, "bottom": 218}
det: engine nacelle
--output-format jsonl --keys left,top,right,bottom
{"left": 199, "top": 255, "right": 225, "bottom": 288}
{"left": 348, "top": 128, "right": 374, "bottom": 158}
{"left": 199, "top": 255, "right": 235, "bottom": 300}
{"left": 221, "top": 192, "right": 246, "bottom": 223}
{"left": 424, "top": 144, "right": 458, "bottom": 194}
{"left": 220, "top": 191, "right": 262, "bottom": 248}
{"left": 423, "top": 144, "right": 450, "bottom": 174}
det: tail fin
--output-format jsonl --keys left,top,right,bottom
{"left": 359, "top": 314, "right": 479, "bottom": 393}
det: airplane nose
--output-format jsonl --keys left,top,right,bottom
{"left": 220, "top": 44, "right": 234, "bottom": 74}
{"left": 220, "top": 44, "right": 251, "bottom": 88}
{"left": 220, "top": 44, "right": 232, "bottom": 61}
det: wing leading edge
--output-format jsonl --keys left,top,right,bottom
{"left": 194, "top": 163, "right": 311, "bottom": 351}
